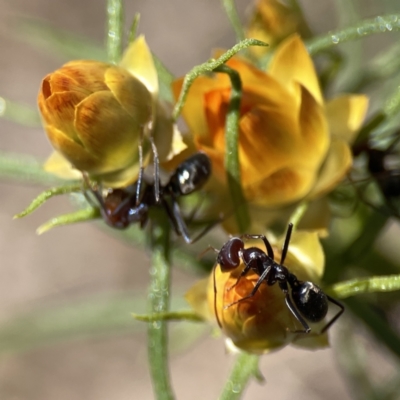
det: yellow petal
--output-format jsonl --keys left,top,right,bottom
{"left": 172, "top": 76, "right": 217, "bottom": 136}
{"left": 119, "top": 35, "right": 159, "bottom": 97}
{"left": 298, "top": 198, "right": 331, "bottom": 237}
{"left": 185, "top": 278, "right": 213, "bottom": 321}
{"left": 45, "top": 125, "right": 101, "bottom": 172}
{"left": 307, "top": 138, "right": 352, "bottom": 199}
{"left": 74, "top": 92, "right": 140, "bottom": 168}
{"left": 325, "top": 94, "right": 369, "bottom": 143}
{"left": 268, "top": 34, "right": 323, "bottom": 105}
{"left": 43, "top": 151, "right": 82, "bottom": 180}
{"left": 104, "top": 65, "right": 152, "bottom": 124}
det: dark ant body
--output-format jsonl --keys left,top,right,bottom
{"left": 213, "top": 223, "right": 344, "bottom": 334}
{"left": 86, "top": 152, "right": 213, "bottom": 244}
{"left": 353, "top": 136, "right": 400, "bottom": 217}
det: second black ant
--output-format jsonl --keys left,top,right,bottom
{"left": 212, "top": 223, "right": 344, "bottom": 334}
{"left": 85, "top": 152, "right": 214, "bottom": 244}
{"left": 352, "top": 135, "right": 400, "bottom": 218}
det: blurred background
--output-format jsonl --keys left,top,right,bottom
{"left": 1, "top": 0, "right": 400, "bottom": 399}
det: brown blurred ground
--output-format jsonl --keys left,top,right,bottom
{"left": 0, "top": 0, "right": 389, "bottom": 399}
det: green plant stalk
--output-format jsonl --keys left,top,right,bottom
{"left": 219, "top": 352, "right": 261, "bottom": 400}
{"left": 107, "top": 0, "right": 124, "bottom": 63}
{"left": 172, "top": 38, "right": 267, "bottom": 121}
{"left": 147, "top": 214, "right": 175, "bottom": 400}
{"left": 214, "top": 64, "right": 249, "bottom": 233}
{"left": 306, "top": 14, "right": 400, "bottom": 55}
{"left": 221, "top": 0, "right": 245, "bottom": 42}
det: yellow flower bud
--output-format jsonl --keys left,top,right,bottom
{"left": 38, "top": 59, "right": 152, "bottom": 186}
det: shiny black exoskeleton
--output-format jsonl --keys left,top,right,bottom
{"left": 214, "top": 223, "right": 344, "bottom": 333}
{"left": 87, "top": 152, "right": 212, "bottom": 243}
{"left": 353, "top": 136, "right": 400, "bottom": 217}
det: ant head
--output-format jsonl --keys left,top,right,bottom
{"left": 168, "top": 152, "right": 212, "bottom": 196}
{"left": 291, "top": 281, "right": 328, "bottom": 323}
{"left": 217, "top": 237, "right": 244, "bottom": 272}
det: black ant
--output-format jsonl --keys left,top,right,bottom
{"left": 85, "top": 152, "right": 213, "bottom": 244}
{"left": 352, "top": 135, "right": 400, "bottom": 218}
{"left": 212, "top": 223, "right": 344, "bottom": 334}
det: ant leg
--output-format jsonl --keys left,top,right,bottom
{"left": 241, "top": 234, "right": 274, "bottom": 259}
{"left": 198, "top": 245, "right": 219, "bottom": 260}
{"left": 168, "top": 197, "right": 219, "bottom": 244}
{"left": 280, "top": 223, "right": 293, "bottom": 264}
{"left": 226, "top": 260, "right": 251, "bottom": 292}
{"left": 136, "top": 131, "right": 144, "bottom": 206}
{"left": 284, "top": 292, "right": 311, "bottom": 333}
{"left": 319, "top": 296, "right": 345, "bottom": 334}
{"left": 148, "top": 133, "right": 160, "bottom": 204}
{"left": 161, "top": 197, "right": 183, "bottom": 239}
{"left": 224, "top": 265, "right": 271, "bottom": 309}
{"left": 212, "top": 262, "right": 223, "bottom": 328}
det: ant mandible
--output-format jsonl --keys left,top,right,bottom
{"left": 213, "top": 223, "right": 344, "bottom": 334}
{"left": 85, "top": 152, "right": 213, "bottom": 244}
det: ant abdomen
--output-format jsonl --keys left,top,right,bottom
{"left": 291, "top": 282, "right": 329, "bottom": 323}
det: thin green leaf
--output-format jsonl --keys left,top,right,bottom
{"left": 37, "top": 207, "right": 100, "bottom": 234}
{"left": 172, "top": 38, "right": 268, "bottom": 121}
{"left": 219, "top": 352, "right": 262, "bottom": 400}
{"left": 16, "top": 18, "right": 106, "bottom": 61}
{"left": 128, "top": 13, "right": 141, "bottom": 43}
{"left": 330, "top": 275, "right": 400, "bottom": 299}
{"left": 15, "top": 184, "right": 82, "bottom": 218}
{"left": 346, "top": 297, "right": 400, "bottom": 361}
{"left": 0, "top": 152, "right": 67, "bottom": 186}
{"left": 132, "top": 310, "right": 204, "bottom": 323}
{"left": 306, "top": 14, "right": 400, "bottom": 55}
{"left": 221, "top": 0, "right": 245, "bottom": 42}
{"left": 0, "top": 294, "right": 147, "bottom": 355}
{"left": 0, "top": 97, "right": 41, "bottom": 127}
{"left": 107, "top": 0, "right": 124, "bottom": 64}
{"left": 152, "top": 55, "right": 175, "bottom": 103}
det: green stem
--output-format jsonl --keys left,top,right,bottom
{"left": 219, "top": 352, "right": 261, "bottom": 400}
{"left": 147, "top": 214, "right": 175, "bottom": 400}
{"left": 106, "top": 0, "right": 124, "bottom": 63}
{"left": 172, "top": 38, "right": 267, "bottom": 121}
{"left": 329, "top": 274, "right": 400, "bottom": 299}
{"left": 214, "top": 64, "right": 249, "bottom": 233}
{"left": 221, "top": 0, "right": 245, "bottom": 42}
{"left": 306, "top": 14, "right": 400, "bottom": 55}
